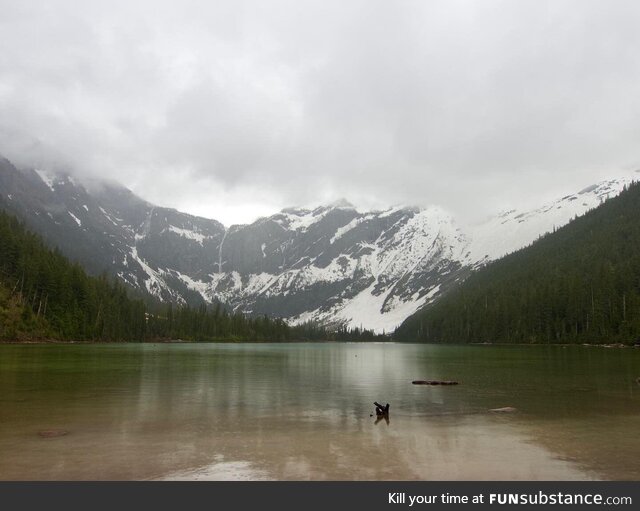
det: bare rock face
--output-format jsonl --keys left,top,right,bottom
{"left": 38, "top": 429, "right": 69, "bottom": 438}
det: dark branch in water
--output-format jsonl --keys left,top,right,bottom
{"left": 374, "top": 401, "right": 389, "bottom": 416}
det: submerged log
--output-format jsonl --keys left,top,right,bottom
{"left": 412, "top": 380, "right": 459, "bottom": 385}
{"left": 374, "top": 401, "right": 390, "bottom": 416}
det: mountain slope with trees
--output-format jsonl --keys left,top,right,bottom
{"left": 395, "top": 181, "right": 640, "bottom": 344}
{"left": 0, "top": 210, "right": 146, "bottom": 341}
{"left": 0, "top": 209, "right": 380, "bottom": 342}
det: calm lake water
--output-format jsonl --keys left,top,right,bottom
{"left": 1, "top": 342, "right": 639, "bottom": 480}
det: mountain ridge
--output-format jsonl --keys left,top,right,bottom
{"left": 1, "top": 154, "right": 636, "bottom": 332}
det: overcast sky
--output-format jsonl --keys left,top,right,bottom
{"left": 1, "top": 0, "right": 639, "bottom": 225}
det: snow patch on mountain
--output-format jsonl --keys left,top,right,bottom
{"left": 174, "top": 271, "right": 211, "bottom": 298}
{"left": 68, "top": 211, "right": 82, "bottom": 226}
{"left": 130, "top": 246, "right": 172, "bottom": 299}
{"left": 274, "top": 207, "right": 331, "bottom": 231}
{"left": 300, "top": 256, "right": 359, "bottom": 285}
{"left": 99, "top": 207, "right": 121, "bottom": 226}
{"left": 244, "top": 272, "right": 279, "bottom": 295}
{"left": 336, "top": 283, "right": 430, "bottom": 333}
{"left": 167, "top": 225, "right": 208, "bottom": 245}
{"left": 330, "top": 215, "right": 374, "bottom": 244}
{"left": 378, "top": 206, "right": 404, "bottom": 218}
{"left": 371, "top": 207, "right": 463, "bottom": 280}
{"left": 34, "top": 169, "right": 56, "bottom": 191}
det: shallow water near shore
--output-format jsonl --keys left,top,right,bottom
{"left": 1, "top": 342, "right": 639, "bottom": 480}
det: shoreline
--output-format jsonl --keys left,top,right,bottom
{"left": 0, "top": 339, "right": 637, "bottom": 347}
{"left": 0, "top": 338, "right": 337, "bottom": 345}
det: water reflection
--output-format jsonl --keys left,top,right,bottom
{"left": 0, "top": 343, "right": 639, "bottom": 480}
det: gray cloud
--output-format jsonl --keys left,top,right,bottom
{"left": 1, "top": 0, "right": 640, "bottom": 225}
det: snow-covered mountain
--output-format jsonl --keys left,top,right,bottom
{"left": 1, "top": 155, "right": 636, "bottom": 332}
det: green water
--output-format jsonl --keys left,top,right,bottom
{"left": 1, "top": 343, "right": 639, "bottom": 480}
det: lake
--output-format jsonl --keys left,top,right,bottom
{"left": 0, "top": 342, "right": 639, "bottom": 480}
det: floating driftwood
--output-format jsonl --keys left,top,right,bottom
{"left": 489, "top": 407, "right": 517, "bottom": 413}
{"left": 374, "top": 401, "right": 390, "bottom": 416}
{"left": 412, "top": 380, "right": 459, "bottom": 385}
{"left": 38, "top": 429, "right": 68, "bottom": 438}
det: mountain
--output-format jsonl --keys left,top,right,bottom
{"left": 0, "top": 207, "right": 334, "bottom": 342}
{"left": 1, "top": 155, "right": 636, "bottom": 332}
{"left": 0, "top": 157, "right": 225, "bottom": 306}
{"left": 395, "top": 181, "right": 640, "bottom": 344}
